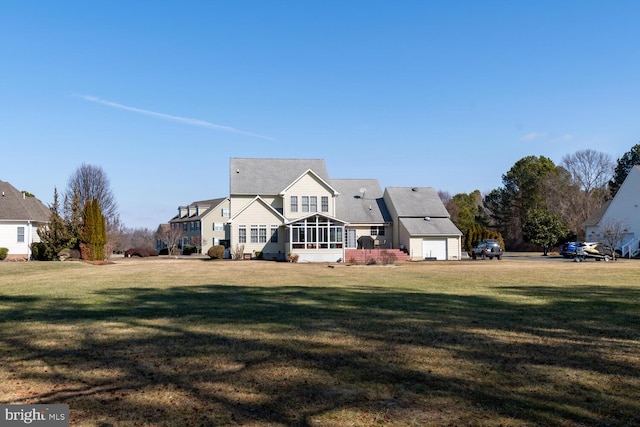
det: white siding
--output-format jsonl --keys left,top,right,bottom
{"left": 0, "top": 221, "right": 39, "bottom": 259}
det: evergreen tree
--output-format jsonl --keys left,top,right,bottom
{"left": 523, "top": 208, "right": 571, "bottom": 256}
{"left": 92, "top": 198, "right": 107, "bottom": 260}
{"left": 609, "top": 143, "right": 640, "bottom": 198}
{"left": 64, "top": 185, "right": 83, "bottom": 250}
{"left": 37, "top": 188, "right": 69, "bottom": 260}
{"left": 80, "top": 200, "right": 95, "bottom": 260}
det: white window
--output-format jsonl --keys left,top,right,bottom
{"left": 290, "top": 196, "right": 298, "bottom": 213}
{"left": 302, "top": 196, "right": 309, "bottom": 212}
{"left": 239, "top": 225, "right": 246, "bottom": 243}
{"left": 213, "top": 223, "right": 224, "bottom": 231}
{"left": 321, "top": 196, "right": 329, "bottom": 212}
{"left": 250, "top": 225, "right": 258, "bottom": 243}
{"left": 259, "top": 225, "right": 267, "bottom": 243}
{"left": 370, "top": 226, "right": 385, "bottom": 236}
{"left": 17, "top": 227, "right": 25, "bottom": 243}
{"left": 310, "top": 196, "right": 317, "bottom": 212}
{"left": 221, "top": 208, "right": 230, "bottom": 217}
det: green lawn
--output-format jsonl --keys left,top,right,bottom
{"left": 1, "top": 258, "right": 638, "bottom": 426}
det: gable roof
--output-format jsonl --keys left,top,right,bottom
{"left": 170, "top": 197, "right": 229, "bottom": 223}
{"left": 230, "top": 158, "right": 330, "bottom": 195}
{"left": 384, "top": 187, "right": 450, "bottom": 218}
{"left": 0, "top": 180, "right": 50, "bottom": 222}
{"left": 331, "top": 179, "right": 391, "bottom": 223}
{"left": 399, "top": 217, "right": 462, "bottom": 236}
{"left": 280, "top": 169, "right": 339, "bottom": 196}
{"left": 583, "top": 200, "right": 611, "bottom": 227}
{"left": 228, "top": 196, "right": 286, "bottom": 223}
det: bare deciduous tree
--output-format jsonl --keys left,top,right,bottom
{"left": 562, "top": 149, "right": 614, "bottom": 195}
{"left": 560, "top": 150, "right": 614, "bottom": 240}
{"left": 65, "top": 163, "right": 119, "bottom": 225}
{"left": 155, "top": 224, "right": 184, "bottom": 257}
{"left": 595, "top": 218, "right": 628, "bottom": 261}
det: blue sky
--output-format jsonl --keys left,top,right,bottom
{"left": 2, "top": 1, "right": 640, "bottom": 229}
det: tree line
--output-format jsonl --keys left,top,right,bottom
{"left": 443, "top": 143, "right": 640, "bottom": 253}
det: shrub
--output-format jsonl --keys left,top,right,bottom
{"left": 254, "top": 251, "right": 263, "bottom": 259}
{"left": 158, "top": 247, "right": 169, "bottom": 256}
{"left": 380, "top": 250, "right": 397, "bottom": 265}
{"left": 366, "top": 257, "right": 377, "bottom": 265}
{"left": 232, "top": 244, "right": 245, "bottom": 260}
{"left": 124, "top": 247, "right": 158, "bottom": 257}
{"left": 207, "top": 245, "right": 225, "bottom": 259}
{"left": 30, "top": 242, "right": 46, "bottom": 260}
{"left": 182, "top": 245, "right": 198, "bottom": 255}
{"left": 287, "top": 252, "right": 299, "bottom": 263}
{"left": 0, "top": 247, "right": 8, "bottom": 260}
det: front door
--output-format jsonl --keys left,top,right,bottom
{"left": 347, "top": 229, "right": 357, "bottom": 248}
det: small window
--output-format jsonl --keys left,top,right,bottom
{"left": 310, "top": 196, "right": 317, "bottom": 212}
{"left": 221, "top": 209, "right": 230, "bottom": 217}
{"left": 213, "top": 223, "right": 224, "bottom": 231}
{"left": 250, "top": 225, "right": 258, "bottom": 243}
{"left": 239, "top": 225, "right": 246, "bottom": 243}
{"left": 302, "top": 196, "right": 309, "bottom": 212}
{"left": 17, "top": 227, "right": 25, "bottom": 243}
{"left": 270, "top": 226, "right": 278, "bottom": 243}
{"left": 290, "top": 196, "right": 298, "bottom": 213}
{"left": 259, "top": 225, "right": 267, "bottom": 243}
{"left": 321, "top": 196, "right": 329, "bottom": 212}
{"left": 370, "top": 226, "right": 385, "bottom": 236}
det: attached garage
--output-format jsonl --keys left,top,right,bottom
{"left": 422, "top": 238, "right": 447, "bottom": 260}
{"left": 398, "top": 217, "right": 462, "bottom": 261}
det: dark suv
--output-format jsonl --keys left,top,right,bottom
{"left": 472, "top": 239, "right": 503, "bottom": 260}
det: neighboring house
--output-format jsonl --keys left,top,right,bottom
{"left": 227, "top": 158, "right": 462, "bottom": 262}
{"left": 0, "top": 180, "right": 50, "bottom": 260}
{"left": 165, "top": 198, "right": 230, "bottom": 254}
{"left": 584, "top": 165, "right": 640, "bottom": 258}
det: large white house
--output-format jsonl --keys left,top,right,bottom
{"left": 584, "top": 165, "right": 640, "bottom": 258}
{"left": 227, "top": 158, "right": 462, "bottom": 262}
{"left": 0, "top": 180, "right": 50, "bottom": 260}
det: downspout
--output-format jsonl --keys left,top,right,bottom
{"left": 27, "top": 220, "right": 32, "bottom": 260}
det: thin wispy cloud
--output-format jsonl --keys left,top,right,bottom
{"left": 520, "top": 132, "right": 574, "bottom": 143}
{"left": 520, "top": 132, "right": 548, "bottom": 142}
{"left": 552, "top": 134, "right": 573, "bottom": 142}
{"left": 77, "top": 95, "right": 273, "bottom": 141}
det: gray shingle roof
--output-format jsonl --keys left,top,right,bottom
{"left": 230, "top": 158, "right": 331, "bottom": 195}
{"left": 170, "top": 197, "right": 228, "bottom": 223}
{"left": 384, "top": 187, "right": 450, "bottom": 218}
{"left": 331, "top": 179, "right": 391, "bottom": 223}
{"left": 0, "top": 180, "right": 50, "bottom": 222}
{"left": 399, "top": 217, "right": 462, "bottom": 236}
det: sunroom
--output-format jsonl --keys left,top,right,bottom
{"left": 286, "top": 214, "right": 347, "bottom": 263}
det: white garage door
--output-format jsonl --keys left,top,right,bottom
{"left": 422, "top": 239, "right": 447, "bottom": 260}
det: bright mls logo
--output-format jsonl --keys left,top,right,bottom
{"left": 1, "top": 405, "right": 69, "bottom": 426}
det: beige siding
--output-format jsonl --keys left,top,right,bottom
{"left": 231, "top": 200, "right": 285, "bottom": 256}
{"left": 346, "top": 225, "right": 391, "bottom": 248}
{"left": 284, "top": 173, "right": 335, "bottom": 219}
{"left": 200, "top": 199, "right": 230, "bottom": 253}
